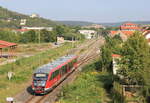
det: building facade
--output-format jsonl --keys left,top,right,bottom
{"left": 30, "top": 14, "right": 39, "bottom": 18}
{"left": 112, "top": 54, "right": 121, "bottom": 75}
{"left": 79, "top": 30, "right": 97, "bottom": 39}
{"left": 82, "top": 24, "right": 105, "bottom": 29}
{"left": 110, "top": 22, "right": 142, "bottom": 40}
{"left": 120, "top": 23, "right": 141, "bottom": 31}
{"left": 143, "top": 30, "right": 150, "bottom": 45}
{"left": 22, "top": 27, "right": 53, "bottom": 31}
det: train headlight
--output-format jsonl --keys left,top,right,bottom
{"left": 34, "top": 82, "right": 37, "bottom": 86}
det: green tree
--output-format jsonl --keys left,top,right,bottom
{"left": 118, "top": 32, "right": 150, "bottom": 85}
{"left": 0, "top": 30, "right": 20, "bottom": 42}
{"left": 20, "top": 30, "right": 38, "bottom": 43}
{"left": 49, "top": 31, "right": 57, "bottom": 42}
{"left": 40, "top": 29, "right": 56, "bottom": 42}
{"left": 101, "top": 45, "right": 112, "bottom": 71}
{"left": 55, "top": 25, "right": 70, "bottom": 36}
{"left": 101, "top": 36, "right": 122, "bottom": 71}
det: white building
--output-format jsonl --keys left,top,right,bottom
{"left": 82, "top": 24, "right": 106, "bottom": 29}
{"left": 20, "top": 19, "right": 27, "bottom": 25}
{"left": 30, "top": 14, "right": 39, "bottom": 18}
{"left": 79, "top": 30, "right": 97, "bottom": 39}
{"left": 143, "top": 30, "right": 150, "bottom": 45}
{"left": 57, "top": 37, "right": 65, "bottom": 44}
{"left": 22, "top": 27, "right": 53, "bottom": 31}
{"left": 112, "top": 54, "right": 121, "bottom": 75}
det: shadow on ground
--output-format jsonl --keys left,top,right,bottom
{"left": 26, "top": 85, "right": 35, "bottom": 95}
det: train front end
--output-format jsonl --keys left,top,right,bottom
{"left": 32, "top": 73, "right": 48, "bottom": 94}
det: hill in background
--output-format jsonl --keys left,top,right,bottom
{"left": 0, "top": 6, "right": 150, "bottom": 28}
{"left": 58, "top": 20, "right": 150, "bottom": 27}
{"left": 57, "top": 21, "right": 95, "bottom": 26}
{"left": 0, "top": 6, "right": 59, "bottom": 29}
{"left": 101, "top": 21, "right": 150, "bottom": 27}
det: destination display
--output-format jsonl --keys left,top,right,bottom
{"left": 35, "top": 74, "right": 46, "bottom": 77}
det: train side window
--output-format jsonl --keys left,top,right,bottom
{"left": 50, "top": 72, "right": 54, "bottom": 80}
{"left": 65, "top": 65, "right": 67, "bottom": 72}
{"left": 50, "top": 70, "right": 59, "bottom": 80}
{"left": 71, "top": 61, "right": 74, "bottom": 67}
{"left": 62, "top": 66, "right": 65, "bottom": 75}
{"left": 74, "top": 59, "right": 77, "bottom": 63}
{"left": 54, "top": 70, "right": 59, "bottom": 78}
{"left": 70, "top": 62, "right": 73, "bottom": 69}
{"left": 56, "top": 70, "right": 59, "bottom": 76}
{"left": 72, "top": 59, "right": 77, "bottom": 64}
{"left": 61, "top": 65, "right": 67, "bottom": 75}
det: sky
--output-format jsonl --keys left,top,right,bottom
{"left": 0, "top": 0, "right": 150, "bottom": 23}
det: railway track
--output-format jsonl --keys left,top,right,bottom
{"left": 24, "top": 55, "right": 99, "bottom": 103}
{"left": 15, "top": 37, "right": 104, "bottom": 103}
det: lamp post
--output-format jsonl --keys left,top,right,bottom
{"left": 38, "top": 30, "right": 41, "bottom": 65}
{"left": 38, "top": 30, "right": 41, "bottom": 44}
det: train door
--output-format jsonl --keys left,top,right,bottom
{"left": 67, "top": 63, "right": 70, "bottom": 72}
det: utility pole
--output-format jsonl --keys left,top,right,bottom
{"left": 38, "top": 30, "right": 41, "bottom": 65}
{"left": 38, "top": 30, "right": 41, "bottom": 44}
{"left": 72, "top": 36, "right": 74, "bottom": 48}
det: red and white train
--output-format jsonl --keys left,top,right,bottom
{"left": 32, "top": 54, "right": 78, "bottom": 94}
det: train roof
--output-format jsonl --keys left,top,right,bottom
{"left": 34, "top": 54, "right": 76, "bottom": 74}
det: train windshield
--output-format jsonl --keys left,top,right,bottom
{"left": 33, "top": 73, "right": 48, "bottom": 87}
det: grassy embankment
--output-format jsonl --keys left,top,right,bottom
{"left": 0, "top": 43, "right": 53, "bottom": 63}
{"left": 16, "top": 43, "right": 53, "bottom": 54}
{"left": 0, "top": 41, "right": 83, "bottom": 103}
{"left": 57, "top": 61, "right": 113, "bottom": 103}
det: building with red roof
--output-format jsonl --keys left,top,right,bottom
{"left": 109, "top": 22, "right": 142, "bottom": 40}
{"left": 121, "top": 31, "right": 135, "bottom": 36}
{"left": 0, "top": 40, "right": 17, "bottom": 58}
{"left": 110, "top": 31, "right": 118, "bottom": 36}
{"left": 109, "top": 30, "right": 128, "bottom": 41}
{"left": 120, "top": 22, "right": 141, "bottom": 31}
{"left": 13, "top": 29, "right": 30, "bottom": 33}
{"left": 0, "top": 40, "right": 17, "bottom": 48}
{"left": 112, "top": 54, "right": 121, "bottom": 58}
{"left": 120, "top": 22, "right": 141, "bottom": 36}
